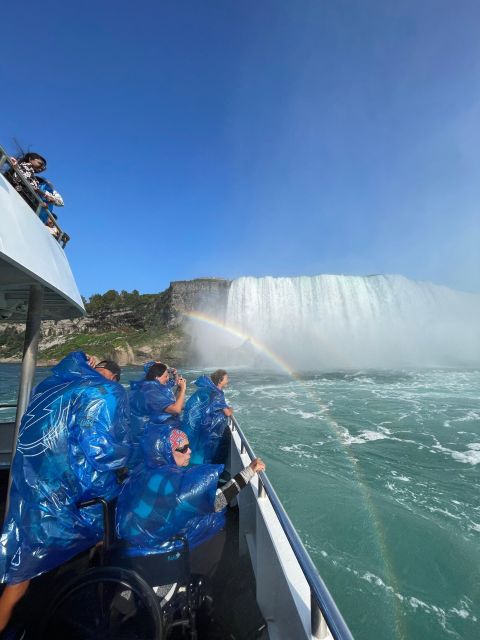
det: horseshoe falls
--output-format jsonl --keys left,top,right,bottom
{"left": 195, "top": 274, "right": 480, "bottom": 371}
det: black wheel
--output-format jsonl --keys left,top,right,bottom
{"left": 41, "top": 566, "right": 163, "bottom": 640}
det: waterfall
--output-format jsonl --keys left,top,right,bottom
{"left": 191, "top": 275, "right": 480, "bottom": 370}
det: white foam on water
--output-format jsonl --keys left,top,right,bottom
{"left": 359, "top": 571, "right": 478, "bottom": 632}
{"left": 453, "top": 411, "right": 480, "bottom": 423}
{"left": 278, "top": 407, "right": 322, "bottom": 420}
{"left": 342, "top": 430, "right": 388, "bottom": 445}
{"left": 427, "top": 507, "right": 462, "bottom": 520}
{"left": 279, "top": 443, "right": 319, "bottom": 459}
{"left": 432, "top": 440, "right": 480, "bottom": 465}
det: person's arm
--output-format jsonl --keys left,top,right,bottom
{"left": 165, "top": 376, "right": 187, "bottom": 415}
{"left": 43, "top": 189, "right": 64, "bottom": 206}
{"left": 214, "top": 458, "right": 265, "bottom": 511}
{"left": 222, "top": 407, "right": 233, "bottom": 417}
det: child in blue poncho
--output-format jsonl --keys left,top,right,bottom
{"left": 116, "top": 426, "right": 264, "bottom": 576}
{"left": 128, "top": 362, "right": 187, "bottom": 467}
{"left": 0, "top": 353, "right": 132, "bottom": 632}
{"left": 182, "top": 369, "right": 233, "bottom": 465}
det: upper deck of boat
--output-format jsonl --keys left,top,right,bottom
{"left": 0, "top": 146, "right": 84, "bottom": 322}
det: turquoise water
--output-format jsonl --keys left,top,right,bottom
{"left": 1, "top": 364, "right": 479, "bottom": 639}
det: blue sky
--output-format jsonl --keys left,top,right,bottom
{"left": 1, "top": 0, "right": 479, "bottom": 296}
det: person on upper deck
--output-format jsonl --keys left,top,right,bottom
{"left": 182, "top": 369, "right": 233, "bottom": 465}
{"left": 4, "top": 152, "right": 47, "bottom": 209}
{"left": 128, "top": 362, "right": 187, "bottom": 467}
{"left": 0, "top": 352, "right": 132, "bottom": 634}
{"left": 116, "top": 426, "right": 265, "bottom": 576}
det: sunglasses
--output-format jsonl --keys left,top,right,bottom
{"left": 175, "top": 443, "right": 190, "bottom": 454}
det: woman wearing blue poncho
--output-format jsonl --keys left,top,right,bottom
{"left": 0, "top": 352, "right": 132, "bottom": 632}
{"left": 116, "top": 426, "right": 265, "bottom": 576}
{"left": 128, "top": 362, "right": 187, "bottom": 467}
{"left": 182, "top": 369, "right": 233, "bottom": 465}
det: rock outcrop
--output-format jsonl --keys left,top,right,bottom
{"left": 0, "top": 278, "right": 232, "bottom": 365}
{"left": 155, "top": 278, "right": 231, "bottom": 327}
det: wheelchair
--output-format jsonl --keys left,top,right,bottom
{"left": 40, "top": 498, "right": 207, "bottom": 640}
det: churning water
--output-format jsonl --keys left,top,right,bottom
{"left": 1, "top": 364, "right": 479, "bottom": 640}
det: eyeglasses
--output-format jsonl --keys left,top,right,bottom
{"left": 175, "top": 444, "right": 190, "bottom": 454}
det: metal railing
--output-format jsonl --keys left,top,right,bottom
{"left": 230, "top": 414, "right": 355, "bottom": 640}
{"left": 0, "top": 144, "right": 69, "bottom": 248}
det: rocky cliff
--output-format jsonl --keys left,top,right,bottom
{"left": 0, "top": 278, "right": 231, "bottom": 366}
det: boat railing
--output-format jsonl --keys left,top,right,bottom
{"left": 0, "top": 144, "right": 69, "bottom": 248}
{"left": 230, "top": 414, "right": 354, "bottom": 640}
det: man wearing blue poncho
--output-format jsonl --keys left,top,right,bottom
{"left": 0, "top": 352, "right": 132, "bottom": 633}
{"left": 182, "top": 369, "right": 233, "bottom": 465}
{"left": 117, "top": 425, "right": 264, "bottom": 576}
{"left": 128, "top": 362, "right": 187, "bottom": 467}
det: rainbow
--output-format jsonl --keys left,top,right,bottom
{"left": 183, "top": 311, "right": 296, "bottom": 374}
{"left": 184, "top": 310, "right": 352, "bottom": 372}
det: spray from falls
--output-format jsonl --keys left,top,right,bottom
{"left": 188, "top": 274, "right": 480, "bottom": 370}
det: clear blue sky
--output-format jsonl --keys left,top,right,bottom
{"left": 2, "top": 0, "right": 479, "bottom": 296}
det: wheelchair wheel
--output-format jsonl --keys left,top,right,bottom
{"left": 42, "top": 566, "right": 163, "bottom": 640}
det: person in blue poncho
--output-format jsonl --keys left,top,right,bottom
{"left": 182, "top": 369, "right": 233, "bottom": 465}
{"left": 0, "top": 352, "right": 132, "bottom": 633}
{"left": 128, "top": 361, "right": 187, "bottom": 467}
{"left": 116, "top": 426, "right": 264, "bottom": 577}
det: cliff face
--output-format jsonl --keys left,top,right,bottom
{"left": 0, "top": 278, "right": 231, "bottom": 366}
{"left": 156, "top": 278, "right": 231, "bottom": 327}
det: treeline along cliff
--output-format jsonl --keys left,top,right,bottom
{"left": 0, "top": 279, "right": 231, "bottom": 366}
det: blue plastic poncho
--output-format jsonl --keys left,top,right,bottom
{"left": 128, "top": 369, "right": 180, "bottom": 467}
{"left": 182, "top": 376, "right": 230, "bottom": 465}
{"left": 0, "top": 352, "right": 132, "bottom": 585}
{"left": 116, "top": 425, "right": 225, "bottom": 551}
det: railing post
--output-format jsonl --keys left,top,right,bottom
{"left": 258, "top": 476, "right": 266, "bottom": 499}
{"left": 6, "top": 285, "right": 44, "bottom": 513}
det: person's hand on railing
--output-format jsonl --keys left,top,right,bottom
{"left": 249, "top": 458, "right": 266, "bottom": 474}
{"left": 43, "top": 192, "right": 57, "bottom": 204}
{"left": 9, "top": 157, "right": 17, "bottom": 166}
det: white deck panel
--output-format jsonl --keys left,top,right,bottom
{"left": 0, "top": 174, "right": 84, "bottom": 320}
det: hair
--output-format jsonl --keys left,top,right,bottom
{"left": 211, "top": 369, "right": 227, "bottom": 386}
{"left": 18, "top": 152, "right": 47, "bottom": 169}
{"left": 146, "top": 362, "right": 168, "bottom": 380}
{"left": 95, "top": 360, "right": 121, "bottom": 381}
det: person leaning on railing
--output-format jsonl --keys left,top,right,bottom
{"left": 3, "top": 152, "right": 47, "bottom": 209}
{"left": 117, "top": 426, "right": 265, "bottom": 578}
{"left": 3, "top": 152, "right": 70, "bottom": 247}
